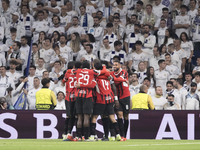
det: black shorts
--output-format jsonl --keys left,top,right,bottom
{"left": 93, "top": 102, "right": 115, "bottom": 116}
{"left": 65, "top": 101, "right": 76, "bottom": 116}
{"left": 76, "top": 97, "right": 93, "bottom": 114}
{"left": 115, "top": 96, "right": 130, "bottom": 114}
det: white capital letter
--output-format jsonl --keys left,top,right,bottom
{"left": 0, "top": 113, "right": 18, "bottom": 139}
{"left": 33, "top": 113, "right": 58, "bottom": 139}
{"left": 156, "top": 114, "right": 180, "bottom": 140}
{"left": 188, "top": 114, "right": 195, "bottom": 140}
{"left": 126, "top": 114, "right": 139, "bottom": 139}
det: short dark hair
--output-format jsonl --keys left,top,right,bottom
{"left": 94, "top": 61, "right": 102, "bottom": 70}
{"left": 180, "top": 5, "right": 188, "bottom": 10}
{"left": 79, "top": 5, "right": 86, "bottom": 9}
{"left": 132, "top": 73, "right": 139, "bottom": 78}
{"left": 21, "top": 36, "right": 27, "bottom": 41}
{"left": 32, "top": 43, "right": 38, "bottom": 47}
{"left": 81, "top": 39, "right": 88, "bottom": 46}
{"left": 57, "top": 91, "right": 65, "bottom": 97}
{"left": 113, "top": 60, "right": 121, "bottom": 64}
{"left": 106, "top": 23, "right": 113, "bottom": 28}
{"left": 22, "top": 5, "right": 29, "bottom": 9}
{"left": 166, "top": 81, "right": 173, "bottom": 86}
{"left": 176, "top": 78, "right": 183, "bottom": 86}
{"left": 135, "top": 40, "right": 142, "bottom": 45}
{"left": 67, "top": 61, "right": 75, "bottom": 69}
{"left": 82, "top": 61, "right": 90, "bottom": 69}
{"left": 143, "top": 77, "right": 150, "bottom": 82}
{"left": 190, "top": 0, "right": 197, "bottom": 3}
{"left": 73, "top": 16, "right": 79, "bottom": 20}
{"left": 165, "top": 53, "right": 171, "bottom": 57}
{"left": 0, "top": 66, "right": 6, "bottom": 70}
{"left": 116, "top": 0, "right": 122, "bottom": 5}
{"left": 52, "top": 43, "right": 59, "bottom": 49}
{"left": 37, "top": 2, "right": 44, "bottom": 7}
{"left": 158, "top": 59, "right": 165, "bottom": 65}
{"left": 41, "top": 78, "right": 50, "bottom": 86}
{"left": 114, "top": 41, "right": 122, "bottom": 47}
{"left": 113, "top": 55, "right": 121, "bottom": 62}
{"left": 9, "top": 60, "right": 18, "bottom": 65}
{"left": 38, "top": 10, "right": 44, "bottom": 15}
{"left": 45, "top": 37, "right": 51, "bottom": 43}
{"left": 75, "top": 61, "right": 82, "bottom": 69}
{"left": 30, "top": 65, "right": 36, "bottom": 70}
{"left": 86, "top": 44, "right": 93, "bottom": 49}
{"left": 14, "top": 41, "right": 21, "bottom": 49}
{"left": 162, "top": 7, "right": 169, "bottom": 11}
{"left": 137, "top": 1, "right": 143, "bottom": 6}
{"left": 93, "top": 16, "right": 100, "bottom": 20}
{"left": 168, "top": 94, "right": 174, "bottom": 98}
{"left": 194, "top": 71, "right": 200, "bottom": 77}
{"left": 131, "top": 14, "right": 138, "bottom": 19}
{"left": 185, "top": 72, "right": 192, "bottom": 76}
{"left": 10, "top": 27, "right": 17, "bottom": 33}
{"left": 54, "top": 61, "right": 61, "bottom": 66}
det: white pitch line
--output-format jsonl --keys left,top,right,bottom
{"left": 124, "top": 142, "right": 200, "bottom": 147}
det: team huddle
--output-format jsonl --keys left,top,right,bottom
{"left": 62, "top": 60, "right": 130, "bottom": 141}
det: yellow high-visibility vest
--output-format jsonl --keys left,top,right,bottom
{"left": 36, "top": 88, "right": 53, "bottom": 110}
{"left": 131, "top": 93, "right": 151, "bottom": 110}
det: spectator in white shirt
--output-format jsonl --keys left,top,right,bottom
{"left": 162, "top": 28, "right": 174, "bottom": 47}
{"left": 76, "top": 0, "right": 96, "bottom": 17}
{"left": 67, "top": 16, "right": 86, "bottom": 40}
{"left": 48, "top": 15, "right": 65, "bottom": 37}
{"left": 185, "top": 82, "right": 199, "bottom": 110}
{"left": 152, "top": 86, "right": 167, "bottom": 110}
{"left": 180, "top": 32, "right": 194, "bottom": 72}
{"left": 128, "top": 40, "right": 148, "bottom": 72}
{"left": 39, "top": 38, "right": 55, "bottom": 71}
{"left": 6, "top": 60, "right": 22, "bottom": 84}
{"left": 153, "top": 0, "right": 165, "bottom": 18}
{"left": 32, "top": 10, "right": 49, "bottom": 43}
{"left": 76, "top": 40, "right": 88, "bottom": 61}
{"left": 82, "top": 44, "right": 97, "bottom": 62}
{"left": 113, "top": 17, "right": 125, "bottom": 44}
{"left": 79, "top": 5, "right": 94, "bottom": 34}
{"left": 60, "top": 5, "right": 72, "bottom": 31}
{"left": 174, "top": 5, "right": 190, "bottom": 37}
{"left": 27, "top": 77, "right": 41, "bottom": 110}
{"left": 54, "top": 91, "right": 66, "bottom": 110}
{"left": 135, "top": 62, "right": 147, "bottom": 84}
{"left": 183, "top": 72, "right": 193, "bottom": 91}
{"left": 129, "top": 73, "right": 142, "bottom": 94}
{"left": 6, "top": 12, "right": 26, "bottom": 42}
{"left": 149, "top": 46, "right": 162, "bottom": 70}
{"left": 27, "top": 65, "right": 36, "bottom": 91}
{"left": 0, "top": 66, "right": 15, "bottom": 97}
{"left": 20, "top": 5, "right": 35, "bottom": 45}
{"left": 147, "top": 66, "right": 156, "bottom": 88}
{"left": 143, "top": 77, "right": 155, "bottom": 97}
{"left": 139, "top": 24, "right": 156, "bottom": 58}
{"left": 187, "top": 0, "right": 197, "bottom": 21}
{"left": 43, "top": 0, "right": 61, "bottom": 17}
{"left": 1, "top": 0, "right": 13, "bottom": 24}
{"left": 193, "top": 57, "right": 200, "bottom": 75}
{"left": 20, "top": 36, "right": 30, "bottom": 63}
{"left": 30, "top": 43, "right": 40, "bottom": 68}
{"left": 194, "top": 71, "right": 200, "bottom": 92}
{"left": 100, "top": 38, "right": 114, "bottom": 61}
{"left": 174, "top": 38, "right": 187, "bottom": 74}
{"left": 163, "top": 94, "right": 181, "bottom": 110}
{"left": 105, "top": 40, "right": 127, "bottom": 65}
{"left": 104, "top": 23, "right": 118, "bottom": 47}
{"left": 154, "top": 59, "right": 170, "bottom": 92}
{"left": 155, "top": 19, "right": 168, "bottom": 46}
{"left": 35, "top": 58, "right": 46, "bottom": 80}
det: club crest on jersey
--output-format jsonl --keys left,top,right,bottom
{"left": 164, "top": 74, "right": 166, "bottom": 76}
{"left": 90, "top": 29, "right": 94, "bottom": 32}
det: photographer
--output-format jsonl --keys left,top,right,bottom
{"left": 0, "top": 97, "right": 8, "bottom": 110}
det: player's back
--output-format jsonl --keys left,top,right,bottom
{"left": 96, "top": 77, "right": 114, "bottom": 104}
{"left": 64, "top": 71, "right": 76, "bottom": 102}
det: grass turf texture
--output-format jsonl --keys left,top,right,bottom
{"left": 0, "top": 139, "right": 200, "bottom": 150}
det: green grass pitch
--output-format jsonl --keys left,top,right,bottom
{"left": 0, "top": 139, "right": 200, "bottom": 150}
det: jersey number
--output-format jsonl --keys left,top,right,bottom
{"left": 78, "top": 74, "right": 89, "bottom": 85}
{"left": 101, "top": 80, "right": 109, "bottom": 90}
{"left": 69, "top": 77, "right": 74, "bottom": 88}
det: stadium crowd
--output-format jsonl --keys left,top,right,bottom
{"left": 0, "top": 0, "right": 200, "bottom": 141}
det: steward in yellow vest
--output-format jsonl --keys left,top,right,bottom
{"left": 36, "top": 78, "right": 57, "bottom": 110}
{"left": 131, "top": 85, "right": 155, "bottom": 110}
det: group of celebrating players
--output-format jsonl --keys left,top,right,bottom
{"left": 62, "top": 59, "right": 130, "bottom": 141}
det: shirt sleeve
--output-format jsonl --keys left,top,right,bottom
{"left": 51, "top": 91, "right": 57, "bottom": 107}
{"left": 147, "top": 95, "right": 155, "bottom": 110}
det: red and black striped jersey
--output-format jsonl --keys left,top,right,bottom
{"left": 72, "top": 68, "right": 101, "bottom": 98}
{"left": 110, "top": 69, "right": 130, "bottom": 99}
{"left": 63, "top": 71, "right": 76, "bottom": 102}
{"left": 95, "top": 77, "right": 114, "bottom": 104}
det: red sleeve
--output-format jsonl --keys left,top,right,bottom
{"left": 62, "top": 72, "right": 69, "bottom": 83}
{"left": 80, "top": 80, "right": 96, "bottom": 88}
{"left": 113, "top": 76, "right": 126, "bottom": 82}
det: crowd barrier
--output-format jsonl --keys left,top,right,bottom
{"left": 0, "top": 110, "right": 200, "bottom": 140}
